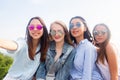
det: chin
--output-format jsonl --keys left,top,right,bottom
{"left": 97, "top": 41, "right": 104, "bottom": 44}
{"left": 55, "top": 39, "right": 63, "bottom": 43}
{"left": 33, "top": 37, "right": 40, "bottom": 40}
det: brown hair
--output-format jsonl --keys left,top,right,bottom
{"left": 49, "top": 20, "right": 73, "bottom": 46}
{"left": 92, "top": 23, "right": 111, "bottom": 64}
{"left": 26, "top": 16, "right": 49, "bottom": 62}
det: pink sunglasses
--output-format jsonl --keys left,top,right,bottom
{"left": 28, "top": 25, "right": 43, "bottom": 30}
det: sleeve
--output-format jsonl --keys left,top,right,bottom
{"left": 82, "top": 44, "right": 97, "bottom": 80}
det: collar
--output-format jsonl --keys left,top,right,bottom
{"left": 75, "top": 39, "right": 88, "bottom": 47}
{"left": 50, "top": 41, "right": 69, "bottom": 54}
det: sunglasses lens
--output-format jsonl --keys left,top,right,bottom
{"left": 101, "top": 31, "right": 106, "bottom": 35}
{"left": 94, "top": 30, "right": 107, "bottom": 36}
{"left": 76, "top": 22, "right": 81, "bottom": 27}
{"left": 50, "top": 30, "right": 64, "bottom": 36}
{"left": 70, "top": 22, "right": 81, "bottom": 29}
{"left": 29, "top": 25, "right": 43, "bottom": 30}
{"left": 57, "top": 30, "right": 64, "bottom": 36}
{"left": 93, "top": 31, "right": 99, "bottom": 35}
{"left": 28, "top": 25, "right": 34, "bottom": 30}
{"left": 50, "top": 30, "right": 56, "bottom": 36}
{"left": 37, "top": 25, "right": 43, "bottom": 30}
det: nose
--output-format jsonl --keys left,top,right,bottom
{"left": 55, "top": 32, "right": 59, "bottom": 36}
{"left": 72, "top": 26, "right": 78, "bottom": 30}
{"left": 98, "top": 32, "right": 103, "bottom": 36}
{"left": 34, "top": 27, "right": 38, "bottom": 30}
{"left": 73, "top": 26, "right": 77, "bottom": 28}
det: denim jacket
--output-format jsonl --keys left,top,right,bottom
{"left": 36, "top": 62, "right": 46, "bottom": 80}
{"left": 45, "top": 41, "right": 75, "bottom": 80}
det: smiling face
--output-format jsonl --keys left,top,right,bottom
{"left": 28, "top": 19, "right": 43, "bottom": 40}
{"left": 50, "top": 23, "right": 65, "bottom": 43}
{"left": 93, "top": 25, "right": 108, "bottom": 43}
{"left": 70, "top": 18, "right": 86, "bottom": 39}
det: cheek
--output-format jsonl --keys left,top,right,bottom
{"left": 40, "top": 29, "right": 44, "bottom": 35}
{"left": 70, "top": 30, "right": 74, "bottom": 36}
{"left": 62, "top": 34, "right": 65, "bottom": 38}
{"left": 104, "top": 35, "right": 108, "bottom": 40}
{"left": 81, "top": 27, "right": 85, "bottom": 33}
{"left": 29, "top": 30, "right": 32, "bottom": 36}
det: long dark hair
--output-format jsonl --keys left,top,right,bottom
{"left": 92, "top": 23, "right": 111, "bottom": 64}
{"left": 69, "top": 16, "right": 93, "bottom": 43}
{"left": 26, "top": 16, "right": 49, "bottom": 62}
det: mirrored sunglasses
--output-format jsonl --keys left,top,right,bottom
{"left": 93, "top": 30, "right": 107, "bottom": 36}
{"left": 28, "top": 25, "right": 43, "bottom": 31}
{"left": 50, "top": 30, "right": 64, "bottom": 36}
{"left": 70, "top": 22, "right": 81, "bottom": 29}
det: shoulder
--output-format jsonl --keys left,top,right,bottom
{"left": 84, "top": 39, "right": 96, "bottom": 50}
{"left": 15, "top": 37, "right": 26, "bottom": 44}
{"left": 15, "top": 37, "right": 27, "bottom": 50}
{"left": 64, "top": 42, "right": 74, "bottom": 50}
{"left": 63, "top": 43, "right": 75, "bottom": 56}
{"left": 106, "top": 42, "right": 117, "bottom": 53}
{"left": 106, "top": 42, "right": 118, "bottom": 58}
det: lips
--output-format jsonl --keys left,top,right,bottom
{"left": 97, "top": 37, "right": 103, "bottom": 40}
{"left": 32, "top": 32, "right": 40, "bottom": 36}
{"left": 54, "top": 36, "right": 60, "bottom": 39}
{"left": 96, "top": 38, "right": 104, "bottom": 42}
{"left": 72, "top": 30, "right": 79, "bottom": 34}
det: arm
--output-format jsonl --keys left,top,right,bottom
{"left": 0, "top": 39, "right": 17, "bottom": 51}
{"left": 106, "top": 42, "right": 118, "bottom": 80}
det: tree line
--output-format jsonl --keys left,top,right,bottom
{"left": 0, "top": 53, "right": 13, "bottom": 79}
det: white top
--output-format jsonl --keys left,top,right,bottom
{"left": 0, "top": 38, "right": 41, "bottom": 80}
{"left": 97, "top": 58, "right": 110, "bottom": 80}
{"left": 97, "top": 58, "right": 120, "bottom": 80}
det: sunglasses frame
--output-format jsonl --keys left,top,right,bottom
{"left": 93, "top": 30, "right": 107, "bottom": 36}
{"left": 28, "top": 24, "right": 43, "bottom": 31}
{"left": 50, "top": 30, "right": 64, "bottom": 36}
{"left": 70, "top": 22, "right": 81, "bottom": 29}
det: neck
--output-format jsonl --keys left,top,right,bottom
{"left": 56, "top": 41, "right": 64, "bottom": 49}
{"left": 75, "top": 35, "right": 84, "bottom": 44}
{"left": 54, "top": 41, "right": 64, "bottom": 61}
{"left": 32, "top": 39, "right": 39, "bottom": 47}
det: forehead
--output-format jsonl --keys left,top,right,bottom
{"left": 30, "top": 19, "right": 41, "bottom": 25}
{"left": 71, "top": 18, "right": 82, "bottom": 23}
{"left": 95, "top": 25, "right": 107, "bottom": 30}
{"left": 51, "top": 23, "right": 64, "bottom": 30}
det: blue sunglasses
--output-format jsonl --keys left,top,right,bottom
{"left": 70, "top": 22, "right": 81, "bottom": 29}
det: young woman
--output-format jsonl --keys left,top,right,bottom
{"left": 0, "top": 16, "right": 49, "bottom": 80}
{"left": 69, "top": 16, "right": 103, "bottom": 80}
{"left": 45, "top": 20, "right": 75, "bottom": 80}
{"left": 92, "top": 23, "right": 120, "bottom": 80}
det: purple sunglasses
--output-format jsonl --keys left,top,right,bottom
{"left": 28, "top": 24, "right": 43, "bottom": 30}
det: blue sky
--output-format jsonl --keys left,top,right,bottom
{"left": 0, "top": 0, "right": 120, "bottom": 46}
